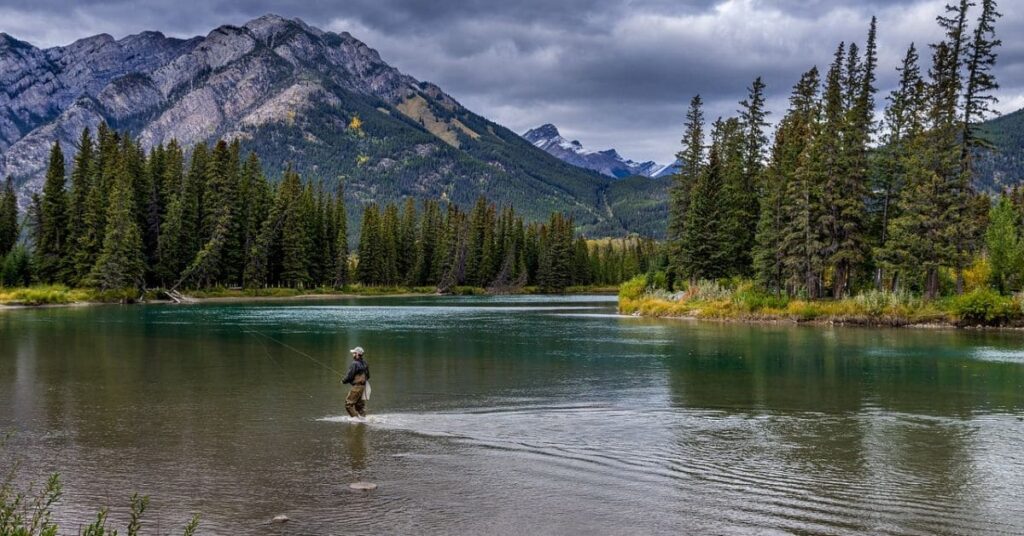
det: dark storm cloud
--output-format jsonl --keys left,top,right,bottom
{"left": 1, "top": 0, "right": 1021, "bottom": 163}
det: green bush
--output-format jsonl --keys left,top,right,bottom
{"left": 645, "top": 270, "right": 668, "bottom": 291}
{"left": 1, "top": 246, "right": 32, "bottom": 287}
{"left": 619, "top": 275, "right": 647, "bottom": 300}
{"left": 951, "top": 288, "right": 1020, "bottom": 325}
{"left": 733, "top": 287, "right": 789, "bottom": 311}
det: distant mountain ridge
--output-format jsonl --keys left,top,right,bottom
{"left": 0, "top": 15, "right": 667, "bottom": 236}
{"left": 523, "top": 123, "right": 668, "bottom": 178}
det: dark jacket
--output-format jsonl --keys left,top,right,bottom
{"left": 342, "top": 358, "right": 370, "bottom": 385}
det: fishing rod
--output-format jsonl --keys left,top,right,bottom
{"left": 244, "top": 330, "right": 345, "bottom": 376}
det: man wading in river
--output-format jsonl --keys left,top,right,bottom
{"left": 342, "top": 347, "right": 371, "bottom": 418}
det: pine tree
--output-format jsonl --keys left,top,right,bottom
{"left": 35, "top": 142, "right": 69, "bottom": 282}
{"left": 828, "top": 36, "right": 875, "bottom": 298}
{"left": 874, "top": 44, "right": 926, "bottom": 289}
{"left": 764, "top": 68, "right": 822, "bottom": 297}
{"left": 667, "top": 95, "right": 705, "bottom": 286}
{"left": 398, "top": 198, "right": 418, "bottom": 284}
{"left": 718, "top": 116, "right": 751, "bottom": 275}
{"left": 357, "top": 204, "right": 384, "bottom": 285}
{"left": 961, "top": 0, "right": 1001, "bottom": 172}
{"left": 680, "top": 121, "right": 731, "bottom": 281}
{"left": 156, "top": 189, "right": 189, "bottom": 286}
{"left": 182, "top": 143, "right": 208, "bottom": 262}
{"left": 333, "top": 184, "right": 350, "bottom": 287}
{"left": 88, "top": 154, "right": 145, "bottom": 291}
{"left": 65, "top": 129, "right": 94, "bottom": 282}
{"left": 380, "top": 203, "right": 400, "bottom": 285}
{"left": 72, "top": 127, "right": 115, "bottom": 281}
{"left": 0, "top": 176, "right": 18, "bottom": 257}
{"left": 410, "top": 200, "right": 438, "bottom": 286}
{"left": 727, "top": 77, "right": 770, "bottom": 275}
{"left": 278, "top": 170, "right": 310, "bottom": 287}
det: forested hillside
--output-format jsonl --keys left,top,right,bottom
{"left": 975, "top": 107, "right": 1024, "bottom": 192}
{"left": 0, "top": 15, "right": 664, "bottom": 236}
{"left": 0, "top": 126, "right": 662, "bottom": 294}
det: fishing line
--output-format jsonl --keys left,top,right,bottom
{"left": 244, "top": 330, "right": 345, "bottom": 376}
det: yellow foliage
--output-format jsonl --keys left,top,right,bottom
{"left": 348, "top": 114, "right": 364, "bottom": 134}
{"left": 962, "top": 256, "right": 991, "bottom": 292}
{"left": 356, "top": 154, "right": 370, "bottom": 167}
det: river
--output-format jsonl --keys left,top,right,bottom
{"left": 2, "top": 295, "right": 1024, "bottom": 535}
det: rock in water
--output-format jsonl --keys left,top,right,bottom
{"left": 271, "top": 514, "right": 290, "bottom": 524}
{"left": 349, "top": 481, "right": 378, "bottom": 491}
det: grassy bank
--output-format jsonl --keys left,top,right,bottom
{"left": 618, "top": 277, "right": 1024, "bottom": 328}
{"left": 0, "top": 285, "right": 138, "bottom": 306}
{"left": 0, "top": 284, "right": 620, "bottom": 306}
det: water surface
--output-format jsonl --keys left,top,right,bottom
{"left": 2, "top": 295, "right": 1024, "bottom": 534}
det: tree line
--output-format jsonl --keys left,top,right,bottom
{"left": 667, "top": 0, "right": 1002, "bottom": 299}
{"left": 0, "top": 125, "right": 657, "bottom": 293}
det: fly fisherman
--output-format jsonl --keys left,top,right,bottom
{"left": 342, "top": 346, "right": 371, "bottom": 418}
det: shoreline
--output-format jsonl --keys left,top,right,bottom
{"left": 618, "top": 296, "right": 1024, "bottom": 331}
{"left": 0, "top": 285, "right": 620, "bottom": 309}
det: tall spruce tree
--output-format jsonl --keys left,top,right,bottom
{"left": 0, "top": 176, "right": 18, "bottom": 257}
{"left": 874, "top": 44, "right": 926, "bottom": 289}
{"left": 680, "top": 121, "right": 730, "bottom": 281}
{"left": 278, "top": 170, "right": 310, "bottom": 287}
{"left": 357, "top": 204, "right": 384, "bottom": 285}
{"left": 961, "top": 0, "right": 1001, "bottom": 168}
{"left": 88, "top": 153, "right": 145, "bottom": 291}
{"left": 36, "top": 142, "right": 69, "bottom": 282}
{"left": 333, "top": 185, "right": 350, "bottom": 287}
{"left": 667, "top": 95, "right": 705, "bottom": 286}
{"left": 775, "top": 67, "right": 825, "bottom": 297}
{"left": 65, "top": 129, "right": 94, "bottom": 283}
{"left": 398, "top": 198, "right": 418, "bottom": 284}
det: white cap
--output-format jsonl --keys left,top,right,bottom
{"left": 350, "top": 346, "right": 364, "bottom": 355}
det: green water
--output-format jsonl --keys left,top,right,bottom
{"left": 2, "top": 295, "right": 1024, "bottom": 535}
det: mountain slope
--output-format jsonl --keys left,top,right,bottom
{"left": 976, "top": 108, "right": 1024, "bottom": 192}
{"left": 0, "top": 15, "right": 663, "bottom": 236}
{"left": 523, "top": 124, "right": 662, "bottom": 178}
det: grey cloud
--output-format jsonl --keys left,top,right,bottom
{"left": 0, "top": 0, "right": 1020, "bottom": 163}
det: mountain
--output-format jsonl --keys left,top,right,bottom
{"left": 523, "top": 124, "right": 664, "bottom": 178}
{"left": 0, "top": 15, "right": 666, "bottom": 236}
{"left": 976, "top": 108, "right": 1024, "bottom": 192}
{"left": 652, "top": 159, "right": 680, "bottom": 178}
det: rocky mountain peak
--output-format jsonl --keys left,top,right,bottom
{"left": 525, "top": 123, "right": 561, "bottom": 140}
{"left": 0, "top": 16, "right": 668, "bottom": 236}
{"left": 522, "top": 123, "right": 661, "bottom": 179}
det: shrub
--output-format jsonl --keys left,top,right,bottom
{"left": 785, "top": 300, "right": 823, "bottom": 321}
{"left": 951, "top": 288, "right": 1020, "bottom": 326}
{"left": 733, "top": 286, "right": 789, "bottom": 311}
{"left": 851, "top": 289, "right": 920, "bottom": 316}
{"left": 683, "top": 280, "right": 732, "bottom": 301}
{"left": 645, "top": 270, "right": 668, "bottom": 291}
{"left": 619, "top": 275, "right": 647, "bottom": 300}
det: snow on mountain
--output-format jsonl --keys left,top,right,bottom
{"left": 522, "top": 123, "right": 661, "bottom": 179}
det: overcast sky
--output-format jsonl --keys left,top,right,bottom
{"left": 1, "top": 0, "right": 1021, "bottom": 164}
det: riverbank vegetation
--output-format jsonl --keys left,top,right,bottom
{"left": 620, "top": 274, "right": 1024, "bottom": 327}
{"left": 629, "top": 1, "right": 1013, "bottom": 325}
{"left": 0, "top": 126, "right": 661, "bottom": 304}
{"left": 0, "top": 472, "right": 199, "bottom": 536}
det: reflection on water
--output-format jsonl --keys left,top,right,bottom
{"left": 1, "top": 295, "right": 1024, "bottom": 535}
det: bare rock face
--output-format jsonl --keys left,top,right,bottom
{"left": 523, "top": 123, "right": 663, "bottom": 179}
{"left": 0, "top": 14, "right": 659, "bottom": 236}
{"left": 0, "top": 13, "right": 433, "bottom": 198}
